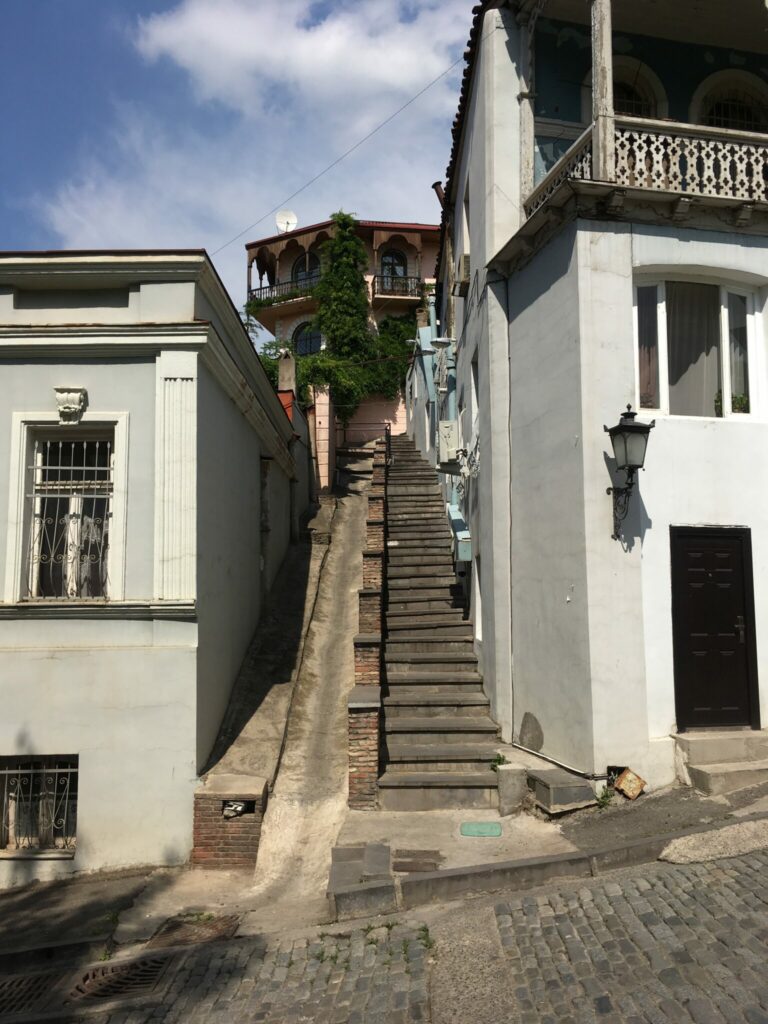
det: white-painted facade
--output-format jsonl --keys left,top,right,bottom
{"left": 0, "top": 252, "right": 307, "bottom": 886}
{"left": 406, "top": 0, "right": 768, "bottom": 787}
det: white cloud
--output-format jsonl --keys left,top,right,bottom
{"left": 37, "top": 0, "right": 470, "bottom": 304}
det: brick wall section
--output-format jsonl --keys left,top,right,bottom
{"left": 191, "top": 784, "right": 267, "bottom": 869}
{"left": 348, "top": 691, "right": 380, "bottom": 810}
{"left": 368, "top": 495, "right": 384, "bottom": 521}
{"left": 362, "top": 550, "right": 384, "bottom": 589}
{"left": 366, "top": 519, "right": 384, "bottom": 549}
{"left": 359, "top": 589, "right": 382, "bottom": 633}
{"left": 354, "top": 634, "right": 382, "bottom": 685}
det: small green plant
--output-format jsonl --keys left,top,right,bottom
{"left": 313, "top": 949, "right": 326, "bottom": 962}
{"left": 366, "top": 936, "right": 378, "bottom": 945}
{"left": 182, "top": 911, "right": 215, "bottom": 923}
{"left": 596, "top": 785, "right": 615, "bottom": 809}
{"left": 401, "top": 939, "right": 410, "bottom": 956}
{"left": 384, "top": 921, "right": 395, "bottom": 931}
{"left": 418, "top": 925, "right": 435, "bottom": 950}
{"left": 363, "top": 924, "right": 375, "bottom": 935}
{"left": 98, "top": 947, "right": 113, "bottom": 962}
{"left": 104, "top": 910, "right": 119, "bottom": 927}
{"left": 328, "top": 951, "right": 339, "bottom": 964}
{"left": 490, "top": 753, "right": 509, "bottom": 772}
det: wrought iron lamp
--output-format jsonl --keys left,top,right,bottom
{"left": 604, "top": 405, "right": 655, "bottom": 540}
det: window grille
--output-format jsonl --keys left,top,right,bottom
{"left": 26, "top": 437, "right": 113, "bottom": 599}
{"left": 0, "top": 757, "right": 78, "bottom": 852}
{"left": 614, "top": 81, "right": 654, "bottom": 119}
{"left": 705, "top": 91, "right": 768, "bottom": 133}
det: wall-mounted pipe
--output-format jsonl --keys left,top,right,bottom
{"left": 509, "top": 741, "right": 609, "bottom": 781}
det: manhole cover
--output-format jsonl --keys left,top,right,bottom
{"left": 148, "top": 914, "right": 239, "bottom": 949}
{"left": 0, "top": 953, "right": 179, "bottom": 1022}
{"left": 0, "top": 973, "right": 60, "bottom": 1017}
{"left": 64, "top": 955, "right": 174, "bottom": 1003}
{"left": 460, "top": 821, "right": 502, "bottom": 838}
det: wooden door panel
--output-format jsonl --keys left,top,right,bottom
{"left": 671, "top": 529, "right": 758, "bottom": 730}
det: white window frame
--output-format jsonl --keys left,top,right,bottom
{"left": 633, "top": 278, "right": 760, "bottom": 420}
{"left": 3, "top": 412, "right": 129, "bottom": 604}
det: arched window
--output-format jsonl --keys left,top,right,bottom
{"left": 581, "top": 59, "right": 668, "bottom": 122}
{"left": 691, "top": 71, "right": 768, "bottom": 133}
{"left": 291, "top": 252, "right": 320, "bottom": 285}
{"left": 381, "top": 249, "right": 407, "bottom": 280}
{"left": 292, "top": 321, "right": 322, "bottom": 357}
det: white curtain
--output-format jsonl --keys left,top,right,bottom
{"left": 667, "top": 282, "right": 721, "bottom": 417}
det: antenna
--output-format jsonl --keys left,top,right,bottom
{"left": 275, "top": 209, "right": 298, "bottom": 234}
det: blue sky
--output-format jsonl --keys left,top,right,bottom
{"left": 2, "top": 0, "right": 471, "bottom": 305}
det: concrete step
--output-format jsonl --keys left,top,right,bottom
{"left": 387, "top": 556, "right": 454, "bottom": 569}
{"left": 687, "top": 759, "right": 768, "bottom": 796}
{"left": 385, "top": 670, "right": 483, "bottom": 686}
{"left": 386, "top": 612, "right": 470, "bottom": 627}
{"left": 387, "top": 628, "right": 473, "bottom": 641}
{"left": 384, "top": 717, "right": 500, "bottom": 744}
{"left": 388, "top": 565, "right": 455, "bottom": 580}
{"left": 675, "top": 729, "right": 768, "bottom": 767}
{"left": 386, "top": 639, "right": 474, "bottom": 655}
{"left": 387, "top": 538, "right": 452, "bottom": 548}
{"left": 383, "top": 693, "right": 490, "bottom": 718}
{"left": 385, "top": 741, "right": 499, "bottom": 770}
{"left": 388, "top": 599, "right": 463, "bottom": 613}
{"left": 377, "top": 772, "right": 498, "bottom": 811}
{"left": 526, "top": 768, "right": 597, "bottom": 814}
{"left": 388, "top": 576, "right": 456, "bottom": 590}
{"left": 385, "top": 651, "right": 477, "bottom": 668}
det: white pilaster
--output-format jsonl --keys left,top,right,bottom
{"left": 154, "top": 350, "right": 197, "bottom": 600}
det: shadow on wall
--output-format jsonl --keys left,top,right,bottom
{"left": 603, "top": 451, "right": 653, "bottom": 552}
{"left": 201, "top": 509, "right": 317, "bottom": 776}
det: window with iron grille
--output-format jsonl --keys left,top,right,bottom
{"left": 0, "top": 757, "right": 78, "bottom": 853}
{"left": 26, "top": 435, "right": 114, "bottom": 600}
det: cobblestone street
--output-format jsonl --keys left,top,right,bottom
{"left": 494, "top": 852, "right": 768, "bottom": 1024}
{"left": 16, "top": 853, "right": 768, "bottom": 1024}
{"left": 91, "top": 923, "right": 431, "bottom": 1024}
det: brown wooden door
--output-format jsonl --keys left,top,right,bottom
{"left": 671, "top": 528, "right": 760, "bottom": 730}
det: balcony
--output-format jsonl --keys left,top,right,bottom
{"left": 372, "top": 275, "right": 422, "bottom": 299}
{"left": 247, "top": 272, "right": 321, "bottom": 309}
{"left": 525, "top": 117, "right": 768, "bottom": 219}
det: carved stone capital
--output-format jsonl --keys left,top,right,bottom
{"left": 54, "top": 387, "right": 88, "bottom": 424}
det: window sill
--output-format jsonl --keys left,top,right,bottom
{"left": 0, "top": 849, "right": 75, "bottom": 861}
{"left": 638, "top": 411, "right": 758, "bottom": 423}
{"left": 0, "top": 600, "right": 196, "bottom": 621}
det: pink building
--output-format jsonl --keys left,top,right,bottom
{"left": 246, "top": 219, "right": 439, "bottom": 487}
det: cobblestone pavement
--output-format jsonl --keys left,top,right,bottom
{"left": 91, "top": 923, "right": 431, "bottom": 1024}
{"left": 494, "top": 851, "right": 768, "bottom": 1024}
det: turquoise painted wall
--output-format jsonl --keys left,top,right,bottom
{"left": 535, "top": 18, "right": 768, "bottom": 123}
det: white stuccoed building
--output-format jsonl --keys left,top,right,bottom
{"left": 0, "top": 250, "right": 310, "bottom": 886}
{"left": 407, "top": 0, "right": 768, "bottom": 793}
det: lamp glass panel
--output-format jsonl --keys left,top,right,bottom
{"left": 611, "top": 431, "right": 628, "bottom": 469}
{"left": 625, "top": 430, "right": 649, "bottom": 469}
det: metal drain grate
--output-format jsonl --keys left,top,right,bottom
{"left": 65, "top": 955, "right": 174, "bottom": 1004}
{"left": 0, "top": 973, "right": 60, "bottom": 1017}
{"left": 0, "top": 953, "right": 178, "bottom": 1022}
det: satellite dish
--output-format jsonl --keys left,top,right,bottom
{"left": 275, "top": 209, "right": 298, "bottom": 234}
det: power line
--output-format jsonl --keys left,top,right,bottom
{"left": 211, "top": 48, "right": 466, "bottom": 257}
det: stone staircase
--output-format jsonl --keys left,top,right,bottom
{"left": 675, "top": 730, "right": 768, "bottom": 796}
{"left": 378, "top": 435, "right": 500, "bottom": 810}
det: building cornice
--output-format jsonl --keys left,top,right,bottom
{"left": 0, "top": 600, "right": 197, "bottom": 621}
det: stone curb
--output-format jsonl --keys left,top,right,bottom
{"left": 330, "top": 808, "right": 768, "bottom": 919}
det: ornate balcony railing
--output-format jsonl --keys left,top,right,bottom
{"left": 525, "top": 127, "right": 594, "bottom": 217}
{"left": 373, "top": 275, "right": 422, "bottom": 298}
{"left": 525, "top": 119, "right": 768, "bottom": 218}
{"left": 614, "top": 117, "right": 768, "bottom": 202}
{"left": 248, "top": 273, "right": 321, "bottom": 308}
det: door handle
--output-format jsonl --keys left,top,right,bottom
{"left": 735, "top": 615, "right": 746, "bottom": 644}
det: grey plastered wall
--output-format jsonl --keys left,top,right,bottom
{"left": 507, "top": 224, "right": 595, "bottom": 771}
{"left": 195, "top": 362, "right": 264, "bottom": 768}
{"left": 0, "top": 357, "right": 156, "bottom": 597}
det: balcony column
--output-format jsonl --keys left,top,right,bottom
{"left": 591, "top": 0, "right": 616, "bottom": 182}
